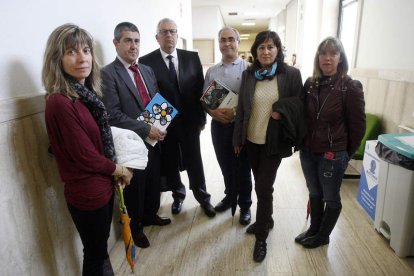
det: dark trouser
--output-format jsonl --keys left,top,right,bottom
{"left": 67, "top": 195, "right": 114, "bottom": 276}
{"left": 246, "top": 141, "right": 282, "bottom": 241}
{"left": 299, "top": 150, "right": 349, "bottom": 209}
{"left": 211, "top": 120, "right": 252, "bottom": 209}
{"left": 161, "top": 116, "right": 211, "bottom": 205}
{"left": 124, "top": 145, "right": 161, "bottom": 231}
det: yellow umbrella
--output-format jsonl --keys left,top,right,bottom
{"left": 116, "top": 184, "right": 136, "bottom": 273}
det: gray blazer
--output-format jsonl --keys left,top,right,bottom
{"left": 233, "top": 65, "right": 303, "bottom": 146}
{"left": 101, "top": 58, "right": 159, "bottom": 139}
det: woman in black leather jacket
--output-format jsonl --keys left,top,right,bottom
{"left": 295, "top": 37, "right": 365, "bottom": 249}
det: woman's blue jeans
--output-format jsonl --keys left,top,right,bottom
{"left": 299, "top": 150, "right": 349, "bottom": 209}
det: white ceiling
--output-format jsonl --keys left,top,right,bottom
{"left": 192, "top": 0, "right": 291, "bottom": 36}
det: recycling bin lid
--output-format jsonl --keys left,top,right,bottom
{"left": 378, "top": 133, "right": 414, "bottom": 159}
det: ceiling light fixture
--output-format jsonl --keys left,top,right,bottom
{"left": 241, "top": 22, "right": 256, "bottom": 26}
{"left": 240, "top": 34, "right": 250, "bottom": 37}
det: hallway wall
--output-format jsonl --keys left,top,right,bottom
{"left": 192, "top": 5, "right": 224, "bottom": 65}
{"left": 0, "top": 0, "right": 194, "bottom": 101}
{"left": 351, "top": 0, "right": 414, "bottom": 132}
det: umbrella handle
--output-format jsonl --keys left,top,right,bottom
{"left": 116, "top": 182, "right": 127, "bottom": 210}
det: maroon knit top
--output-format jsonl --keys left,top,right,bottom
{"left": 45, "top": 94, "right": 116, "bottom": 210}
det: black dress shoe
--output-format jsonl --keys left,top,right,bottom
{"left": 133, "top": 232, "right": 150, "bottom": 248}
{"left": 153, "top": 215, "right": 171, "bottom": 226}
{"left": 143, "top": 215, "right": 171, "bottom": 226}
{"left": 201, "top": 202, "right": 216, "bottom": 217}
{"left": 214, "top": 197, "right": 231, "bottom": 212}
{"left": 246, "top": 219, "right": 274, "bottom": 234}
{"left": 253, "top": 239, "right": 267, "bottom": 262}
{"left": 171, "top": 199, "right": 183, "bottom": 214}
{"left": 301, "top": 234, "right": 330, "bottom": 249}
{"left": 294, "top": 228, "right": 318, "bottom": 244}
{"left": 239, "top": 208, "right": 251, "bottom": 225}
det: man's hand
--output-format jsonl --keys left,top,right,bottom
{"left": 209, "top": 108, "right": 234, "bottom": 124}
{"left": 148, "top": 126, "right": 166, "bottom": 141}
{"left": 234, "top": 145, "right": 242, "bottom": 155}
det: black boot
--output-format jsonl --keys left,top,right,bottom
{"left": 302, "top": 205, "right": 342, "bottom": 249}
{"left": 295, "top": 197, "right": 324, "bottom": 244}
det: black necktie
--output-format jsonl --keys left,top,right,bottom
{"left": 166, "top": 55, "right": 180, "bottom": 110}
{"left": 167, "top": 55, "right": 178, "bottom": 85}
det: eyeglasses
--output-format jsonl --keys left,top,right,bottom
{"left": 159, "top": 29, "right": 177, "bottom": 35}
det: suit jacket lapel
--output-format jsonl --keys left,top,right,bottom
{"left": 140, "top": 67, "right": 156, "bottom": 98}
{"left": 176, "top": 49, "right": 184, "bottom": 85}
{"left": 157, "top": 50, "right": 171, "bottom": 79}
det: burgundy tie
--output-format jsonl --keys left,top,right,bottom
{"left": 129, "top": 64, "right": 151, "bottom": 107}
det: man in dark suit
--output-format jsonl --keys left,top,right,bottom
{"left": 140, "top": 18, "right": 215, "bottom": 218}
{"left": 101, "top": 22, "right": 171, "bottom": 248}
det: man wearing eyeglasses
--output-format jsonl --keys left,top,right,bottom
{"left": 140, "top": 18, "right": 215, "bottom": 218}
{"left": 203, "top": 26, "right": 252, "bottom": 225}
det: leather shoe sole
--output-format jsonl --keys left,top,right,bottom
{"left": 246, "top": 219, "right": 274, "bottom": 234}
{"left": 171, "top": 200, "right": 183, "bottom": 214}
{"left": 253, "top": 240, "right": 267, "bottom": 262}
{"left": 201, "top": 203, "right": 216, "bottom": 217}
{"left": 239, "top": 208, "right": 251, "bottom": 225}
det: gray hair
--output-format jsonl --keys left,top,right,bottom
{"left": 218, "top": 26, "right": 240, "bottom": 42}
{"left": 114, "top": 22, "right": 139, "bottom": 41}
{"left": 156, "top": 18, "right": 177, "bottom": 34}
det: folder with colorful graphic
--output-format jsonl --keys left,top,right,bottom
{"left": 137, "top": 92, "right": 178, "bottom": 146}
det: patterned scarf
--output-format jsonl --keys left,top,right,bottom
{"left": 69, "top": 80, "right": 116, "bottom": 162}
{"left": 254, "top": 62, "right": 277, "bottom": 80}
